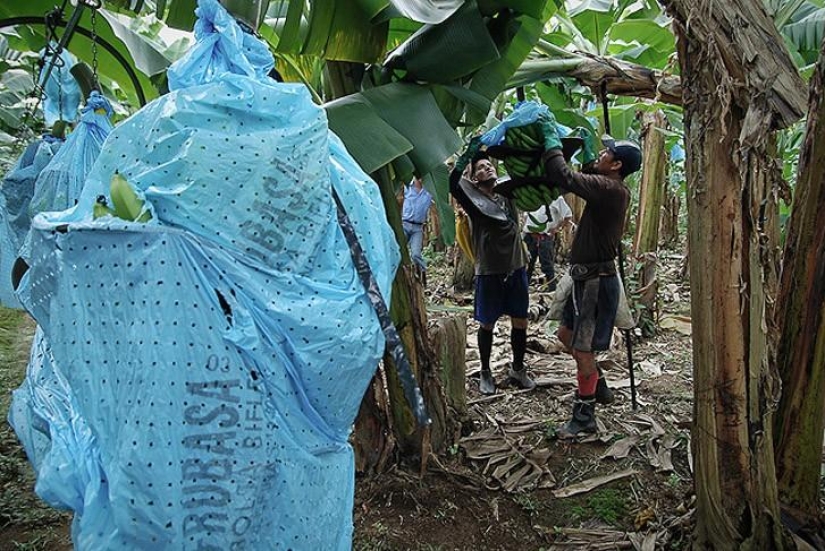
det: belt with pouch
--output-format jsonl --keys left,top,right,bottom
{"left": 570, "top": 261, "right": 616, "bottom": 281}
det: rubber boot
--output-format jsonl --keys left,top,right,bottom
{"left": 479, "top": 368, "right": 495, "bottom": 395}
{"left": 507, "top": 366, "right": 536, "bottom": 390}
{"left": 557, "top": 395, "right": 597, "bottom": 439}
{"left": 595, "top": 366, "right": 614, "bottom": 405}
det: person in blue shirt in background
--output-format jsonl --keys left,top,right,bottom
{"left": 401, "top": 176, "right": 433, "bottom": 285}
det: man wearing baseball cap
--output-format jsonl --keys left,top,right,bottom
{"left": 514, "top": 114, "right": 642, "bottom": 439}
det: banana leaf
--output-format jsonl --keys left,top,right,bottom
{"left": 466, "top": 10, "right": 549, "bottom": 125}
{"left": 304, "top": 0, "right": 388, "bottom": 62}
{"left": 164, "top": 0, "right": 197, "bottom": 34}
{"left": 360, "top": 82, "right": 462, "bottom": 176}
{"left": 325, "top": 94, "right": 413, "bottom": 174}
{"left": 422, "top": 162, "right": 454, "bottom": 245}
{"left": 568, "top": 0, "right": 614, "bottom": 55}
{"left": 436, "top": 84, "right": 493, "bottom": 116}
{"left": 391, "top": 153, "right": 416, "bottom": 185}
{"left": 99, "top": 11, "right": 183, "bottom": 76}
{"left": 264, "top": 0, "right": 388, "bottom": 63}
{"left": 607, "top": 19, "right": 675, "bottom": 69}
{"left": 0, "top": 69, "right": 30, "bottom": 130}
{"left": 384, "top": 1, "right": 500, "bottom": 83}
{"left": 783, "top": 7, "right": 825, "bottom": 61}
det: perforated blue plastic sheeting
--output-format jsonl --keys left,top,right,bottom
{"left": 39, "top": 45, "right": 82, "bottom": 126}
{"left": 10, "top": 0, "right": 400, "bottom": 548}
{"left": 479, "top": 100, "right": 571, "bottom": 146}
{"left": 29, "top": 92, "right": 114, "bottom": 218}
{"left": 0, "top": 136, "right": 63, "bottom": 308}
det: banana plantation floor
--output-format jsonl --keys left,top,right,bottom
{"left": 0, "top": 250, "right": 698, "bottom": 550}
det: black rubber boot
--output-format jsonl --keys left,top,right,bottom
{"left": 557, "top": 395, "right": 597, "bottom": 439}
{"left": 595, "top": 367, "right": 614, "bottom": 405}
{"left": 479, "top": 368, "right": 496, "bottom": 395}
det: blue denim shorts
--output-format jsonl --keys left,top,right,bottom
{"left": 474, "top": 268, "right": 529, "bottom": 324}
{"left": 561, "top": 274, "right": 619, "bottom": 352}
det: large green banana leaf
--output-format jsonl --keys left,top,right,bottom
{"left": 566, "top": 0, "right": 613, "bottom": 55}
{"left": 99, "top": 11, "right": 187, "bottom": 76}
{"left": 782, "top": 6, "right": 825, "bottom": 62}
{"left": 535, "top": 80, "right": 597, "bottom": 132}
{"left": 0, "top": 68, "right": 30, "bottom": 129}
{"left": 384, "top": 1, "right": 500, "bottom": 84}
{"left": 0, "top": 0, "right": 159, "bottom": 107}
{"left": 164, "top": 0, "right": 463, "bottom": 62}
{"left": 363, "top": 83, "right": 462, "bottom": 177}
{"left": 264, "top": 0, "right": 388, "bottom": 62}
{"left": 607, "top": 19, "right": 675, "bottom": 69}
{"left": 466, "top": 10, "right": 550, "bottom": 125}
{"left": 422, "top": 162, "right": 454, "bottom": 244}
{"left": 325, "top": 93, "right": 413, "bottom": 174}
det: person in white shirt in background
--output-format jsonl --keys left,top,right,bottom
{"left": 522, "top": 196, "right": 573, "bottom": 291}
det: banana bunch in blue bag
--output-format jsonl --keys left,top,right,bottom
{"left": 93, "top": 172, "right": 152, "bottom": 222}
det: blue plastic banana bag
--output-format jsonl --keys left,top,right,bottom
{"left": 480, "top": 100, "right": 571, "bottom": 146}
{"left": 39, "top": 45, "right": 82, "bottom": 126}
{"left": 9, "top": 0, "right": 400, "bottom": 549}
{"left": 0, "top": 136, "right": 63, "bottom": 308}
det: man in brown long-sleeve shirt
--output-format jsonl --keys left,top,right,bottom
{"left": 516, "top": 121, "right": 641, "bottom": 439}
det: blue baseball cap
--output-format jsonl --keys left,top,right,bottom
{"left": 602, "top": 135, "right": 642, "bottom": 176}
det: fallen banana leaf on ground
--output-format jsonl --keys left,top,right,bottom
{"left": 461, "top": 427, "right": 555, "bottom": 492}
{"left": 552, "top": 469, "right": 638, "bottom": 498}
{"left": 659, "top": 314, "right": 692, "bottom": 335}
{"left": 537, "top": 527, "right": 634, "bottom": 549}
{"left": 601, "top": 436, "right": 639, "bottom": 459}
{"left": 645, "top": 439, "right": 674, "bottom": 472}
{"left": 633, "top": 414, "right": 666, "bottom": 437}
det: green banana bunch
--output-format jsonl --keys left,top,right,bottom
{"left": 503, "top": 123, "right": 544, "bottom": 179}
{"left": 512, "top": 183, "right": 559, "bottom": 213}
{"left": 109, "top": 171, "right": 152, "bottom": 223}
{"left": 93, "top": 195, "right": 115, "bottom": 219}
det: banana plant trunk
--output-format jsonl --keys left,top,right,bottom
{"left": 632, "top": 111, "right": 667, "bottom": 336}
{"left": 633, "top": 111, "right": 667, "bottom": 255}
{"left": 773, "top": 41, "right": 825, "bottom": 531}
{"left": 659, "top": 186, "right": 681, "bottom": 248}
{"left": 323, "top": 61, "right": 456, "bottom": 467}
{"left": 661, "top": 0, "right": 808, "bottom": 547}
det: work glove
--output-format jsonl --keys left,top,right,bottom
{"left": 537, "top": 111, "right": 562, "bottom": 152}
{"left": 575, "top": 126, "right": 597, "bottom": 165}
{"left": 454, "top": 136, "right": 483, "bottom": 174}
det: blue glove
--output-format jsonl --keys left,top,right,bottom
{"left": 537, "top": 112, "right": 562, "bottom": 152}
{"left": 575, "top": 127, "right": 597, "bottom": 165}
{"left": 455, "top": 136, "right": 482, "bottom": 174}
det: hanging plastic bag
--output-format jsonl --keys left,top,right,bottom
{"left": 11, "top": 0, "right": 400, "bottom": 549}
{"left": 39, "top": 45, "right": 82, "bottom": 126}
{"left": 0, "top": 136, "right": 62, "bottom": 308}
{"left": 29, "top": 91, "right": 114, "bottom": 217}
